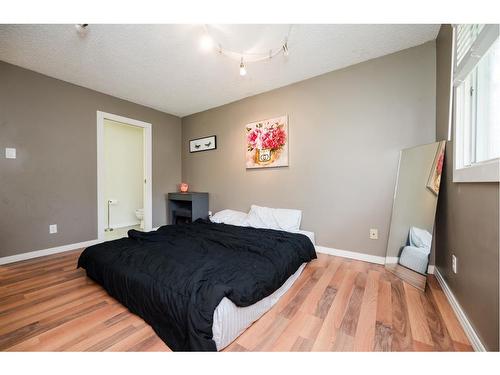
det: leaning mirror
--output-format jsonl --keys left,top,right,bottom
{"left": 385, "top": 141, "right": 446, "bottom": 291}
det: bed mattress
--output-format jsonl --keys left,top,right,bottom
{"left": 213, "top": 263, "right": 306, "bottom": 350}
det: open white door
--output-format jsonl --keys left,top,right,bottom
{"left": 97, "top": 111, "right": 153, "bottom": 241}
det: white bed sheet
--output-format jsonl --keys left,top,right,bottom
{"left": 212, "top": 263, "right": 306, "bottom": 351}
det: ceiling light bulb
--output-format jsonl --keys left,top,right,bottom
{"left": 239, "top": 59, "right": 247, "bottom": 76}
{"left": 200, "top": 34, "right": 214, "bottom": 51}
{"left": 75, "top": 24, "right": 89, "bottom": 36}
{"left": 283, "top": 42, "right": 289, "bottom": 57}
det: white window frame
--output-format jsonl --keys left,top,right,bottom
{"left": 453, "top": 24, "right": 500, "bottom": 183}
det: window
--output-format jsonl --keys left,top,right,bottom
{"left": 453, "top": 24, "right": 500, "bottom": 182}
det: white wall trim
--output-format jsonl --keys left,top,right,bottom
{"left": 0, "top": 239, "right": 100, "bottom": 265}
{"left": 434, "top": 267, "right": 486, "bottom": 351}
{"left": 427, "top": 265, "right": 435, "bottom": 274}
{"left": 97, "top": 111, "right": 153, "bottom": 242}
{"left": 315, "top": 245, "right": 386, "bottom": 265}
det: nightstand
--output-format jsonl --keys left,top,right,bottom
{"left": 167, "top": 192, "right": 209, "bottom": 224}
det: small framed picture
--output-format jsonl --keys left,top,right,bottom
{"left": 189, "top": 135, "right": 217, "bottom": 153}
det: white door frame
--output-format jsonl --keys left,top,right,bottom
{"left": 97, "top": 111, "right": 153, "bottom": 241}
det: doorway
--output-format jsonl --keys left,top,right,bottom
{"left": 97, "top": 111, "right": 152, "bottom": 241}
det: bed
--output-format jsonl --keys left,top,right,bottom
{"left": 78, "top": 215, "right": 316, "bottom": 351}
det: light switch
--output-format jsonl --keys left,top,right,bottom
{"left": 5, "top": 148, "right": 16, "bottom": 159}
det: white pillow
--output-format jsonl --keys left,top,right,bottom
{"left": 210, "top": 209, "right": 248, "bottom": 226}
{"left": 245, "top": 205, "right": 302, "bottom": 231}
{"left": 409, "top": 226, "right": 432, "bottom": 249}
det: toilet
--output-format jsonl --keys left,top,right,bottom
{"left": 135, "top": 208, "right": 144, "bottom": 229}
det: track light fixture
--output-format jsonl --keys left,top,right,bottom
{"left": 75, "top": 24, "right": 89, "bottom": 36}
{"left": 283, "top": 42, "right": 289, "bottom": 57}
{"left": 239, "top": 58, "right": 247, "bottom": 76}
{"left": 200, "top": 25, "right": 293, "bottom": 77}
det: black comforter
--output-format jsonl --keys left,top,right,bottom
{"left": 78, "top": 220, "right": 316, "bottom": 351}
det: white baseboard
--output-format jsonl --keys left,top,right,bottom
{"left": 0, "top": 239, "right": 101, "bottom": 265}
{"left": 427, "top": 265, "right": 435, "bottom": 274}
{"left": 434, "top": 267, "right": 486, "bottom": 352}
{"left": 315, "top": 245, "right": 386, "bottom": 265}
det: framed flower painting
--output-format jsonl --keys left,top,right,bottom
{"left": 245, "top": 115, "right": 289, "bottom": 169}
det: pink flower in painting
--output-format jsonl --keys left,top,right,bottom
{"left": 436, "top": 152, "right": 444, "bottom": 174}
{"left": 247, "top": 121, "right": 287, "bottom": 151}
{"left": 247, "top": 128, "right": 262, "bottom": 148}
{"left": 261, "top": 126, "right": 287, "bottom": 150}
{"left": 274, "top": 126, "right": 287, "bottom": 147}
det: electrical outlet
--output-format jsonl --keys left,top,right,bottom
{"left": 49, "top": 224, "right": 58, "bottom": 234}
{"left": 452, "top": 254, "right": 457, "bottom": 274}
{"left": 5, "top": 148, "right": 16, "bottom": 159}
{"left": 369, "top": 228, "right": 379, "bottom": 240}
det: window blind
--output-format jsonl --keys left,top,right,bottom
{"left": 454, "top": 24, "right": 499, "bottom": 85}
{"left": 455, "top": 24, "right": 485, "bottom": 66}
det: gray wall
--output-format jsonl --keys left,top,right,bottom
{"left": 182, "top": 42, "right": 437, "bottom": 257}
{"left": 0, "top": 61, "right": 182, "bottom": 258}
{"left": 434, "top": 25, "right": 499, "bottom": 351}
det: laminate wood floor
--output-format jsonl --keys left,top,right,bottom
{"left": 0, "top": 250, "right": 472, "bottom": 352}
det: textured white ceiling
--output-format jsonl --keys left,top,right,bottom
{"left": 0, "top": 24, "right": 440, "bottom": 117}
